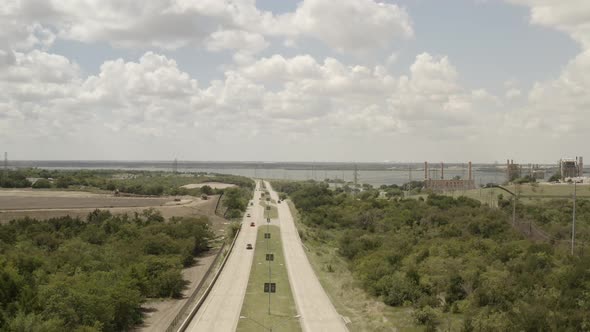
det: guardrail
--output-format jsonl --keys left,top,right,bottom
{"left": 175, "top": 223, "right": 242, "bottom": 332}
{"left": 165, "top": 240, "right": 227, "bottom": 332}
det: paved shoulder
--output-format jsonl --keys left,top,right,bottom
{"left": 266, "top": 181, "right": 348, "bottom": 332}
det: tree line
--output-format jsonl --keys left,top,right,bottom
{"left": 0, "top": 169, "right": 254, "bottom": 197}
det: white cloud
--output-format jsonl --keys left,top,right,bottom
{"left": 0, "top": 0, "right": 414, "bottom": 61}
{"left": 508, "top": 50, "right": 590, "bottom": 134}
{"left": 505, "top": 88, "right": 522, "bottom": 99}
{"left": 0, "top": 0, "right": 275, "bottom": 52}
{"left": 0, "top": 50, "right": 495, "bottom": 152}
{"left": 506, "top": 0, "right": 590, "bottom": 48}
{"left": 278, "top": 0, "right": 413, "bottom": 52}
{"left": 205, "top": 30, "right": 268, "bottom": 54}
{"left": 502, "top": 1, "right": 590, "bottom": 140}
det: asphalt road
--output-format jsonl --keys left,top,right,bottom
{"left": 185, "top": 181, "right": 263, "bottom": 332}
{"left": 267, "top": 181, "right": 348, "bottom": 332}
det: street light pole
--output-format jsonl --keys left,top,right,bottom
{"left": 512, "top": 195, "right": 516, "bottom": 226}
{"left": 572, "top": 181, "right": 577, "bottom": 255}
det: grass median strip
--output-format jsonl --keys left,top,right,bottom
{"left": 237, "top": 225, "right": 301, "bottom": 332}
{"left": 259, "top": 200, "right": 279, "bottom": 219}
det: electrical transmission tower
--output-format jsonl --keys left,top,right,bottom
{"left": 173, "top": 158, "right": 178, "bottom": 173}
{"left": 353, "top": 164, "right": 359, "bottom": 189}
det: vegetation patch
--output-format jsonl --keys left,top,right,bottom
{"left": 273, "top": 180, "right": 590, "bottom": 331}
{"left": 0, "top": 209, "right": 213, "bottom": 331}
{"left": 0, "top": 169, "right": 254, "bottom": 197}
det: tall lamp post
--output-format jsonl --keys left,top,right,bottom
{"left": 571, "top": 181, "right": 577, "bottom": 255}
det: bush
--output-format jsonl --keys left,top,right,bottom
{"left": 32, "top": 179, "right": 52, "bottom": 189}
{"left": 412, "top": 306, "right": 440, "bottom": 329}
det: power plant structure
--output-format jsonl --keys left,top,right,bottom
{"left": 506, "top": 159, "right": 546, "bottom": 181}
{"left": 560, "top": 157, "right": 583, "bottom": 179}
{"left": 423, "top": 161, "right": 476, "bottom": 192}
{"left": 506, "top": 159, "right": 521, "bottom": 181}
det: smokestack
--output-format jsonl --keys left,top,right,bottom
{"left": 441, "top": 162, "right": 444, "bottom": 179}
{"left": 424, "top": 162, "right": 428, "bottom": 180}
{"left": 468, "top": 161, "right": 472, "bottom": 181}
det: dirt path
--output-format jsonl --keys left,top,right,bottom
{"left": 181, "top": 182, "right": 237, "bottom": 189}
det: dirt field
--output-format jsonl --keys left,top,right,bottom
{"left": 0, "top": 191, "right": 229, "bottom": 235}
{"left": 0, "top": 189, "right": 178, "bottom": 223}
{"left": 181, "top": 182, "right": 236, "bottom": 189}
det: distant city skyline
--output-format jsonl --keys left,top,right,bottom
{"left": 0, "top": 1, "right": 588, "bottom": 162}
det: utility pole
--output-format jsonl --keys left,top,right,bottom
{"left": 1, "top": 152, "right": 6, "bottom": 184}
{"left": 572, "top": 181, "right": 577, "bottom": 255}
{"left": 353, "top": 164, "right": 358, "bottom": 189}
{"left": 513, "top": 194, "right": 516, "bottom": 226}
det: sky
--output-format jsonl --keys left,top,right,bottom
{"left": 0, "top": 0, "right": 588, "bottom": 163}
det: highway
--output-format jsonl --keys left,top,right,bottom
{"left": 267, "top": 181, "right": 348, "bottom": 332}
{"left": 185, "top": 181, "right": 263, "bottom": 332}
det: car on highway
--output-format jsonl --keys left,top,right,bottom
{"left": 246, "top": 243, "right": 253, "bottom": 250}
{"left": 247, "top": 213, "right": 251, "bottom": 217}
{"left": 250, "top": 222, "right": 255, "bottom": 227}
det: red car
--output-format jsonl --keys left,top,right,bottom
{"left": 250, "top": 222, "right": 255, "bottom": 227}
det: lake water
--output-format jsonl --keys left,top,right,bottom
{"left": 13, "top": 161, "right": 533, "bottom": 187}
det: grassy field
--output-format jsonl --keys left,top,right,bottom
{"left": 287, "top": 201, "right": 463, "bottom": 332}
{"left": 236, "top": 225, "right": 300, "bottom": 332}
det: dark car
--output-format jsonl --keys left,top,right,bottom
{"left": 246, "top": 244, "right": 253, "bottom": 250}
{"left": 250, "top": 222, "right": 255, "bottom": 227}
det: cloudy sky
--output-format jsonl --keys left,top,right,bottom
{"left": 0, "top": 0, "right": 588, "bottom": 163}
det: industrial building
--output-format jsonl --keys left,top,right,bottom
{"left": 560, "top": 157, "right": 584, "bottom": 179}
{"left": 505, "top": 160, "right": 546, "bottom": 182}
{"left": 506, "top": 159, "right": 521, "bottom": 181}
{"left": 423, "top": 161, "right": 476, "bottom": 192}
